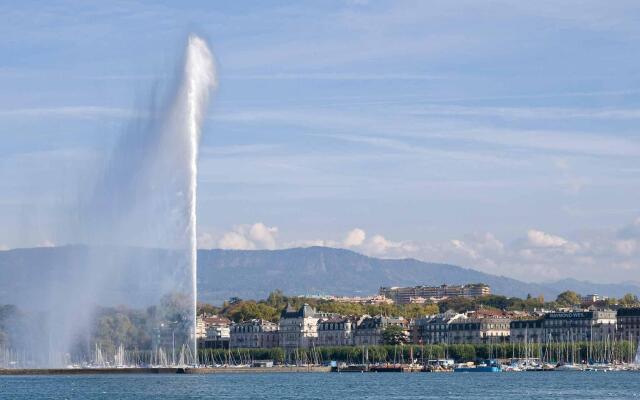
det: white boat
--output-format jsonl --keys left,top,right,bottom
{"left": 589, "top": 363, "right": 613, "bottom": 371}
{"left": 555, "top": 363, "right": 584, "bottom": 372}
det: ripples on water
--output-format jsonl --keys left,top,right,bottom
{"left": 1, "top": 373, "right": 640, "bottom": 399}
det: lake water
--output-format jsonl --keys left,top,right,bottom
{"left": 1, "top": 372, "right": 640, "bottom": 399}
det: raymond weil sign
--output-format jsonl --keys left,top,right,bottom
{"left": 546, "top": 312, "right": 591, "bottom": 319}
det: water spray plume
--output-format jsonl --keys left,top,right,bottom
{"left": 0, "top": 34, "right": 216, "bottom": 368}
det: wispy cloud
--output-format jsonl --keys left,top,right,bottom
{"left": 404, "top": 105, "right": 640, "bottom": 120}
{"left": 0, "top": 106, "right": 137, "bottom": 119}
{"left": 225, "top": 72, "right": 445, "bottom": 81}
{"left": 212, "top": 105, "right": 640, "bottom": 158}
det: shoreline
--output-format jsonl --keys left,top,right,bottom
{"left": 0, "top": 366, "right": 332, "bottom": 376}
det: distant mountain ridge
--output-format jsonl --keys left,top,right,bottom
{"left": 0, "top": 245, "right": 638, "bottom": 305}
{"left": 197, "top": 246, "right": 640, "bottom": 303}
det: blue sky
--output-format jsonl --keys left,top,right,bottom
{"left": 1, "top": 1, "right": 640, "bottom": 283}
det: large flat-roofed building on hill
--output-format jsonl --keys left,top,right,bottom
{"left": 379, "top": 284, "right": 490, "bottom": 304}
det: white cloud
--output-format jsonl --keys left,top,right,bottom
{"left": 431, "top": 222, "right": 640, "bottom": 282}
{"left": 526, "top": 229, "right": 569, "bottom": 248}
{"left": 285, "top": 239, "right": 338, "bottom": 248}
{"left": 209, "top": 218, "right": 640, "bottom": 283}
{"left": 343, "top": 228, "right": 366, "bottom": 247}
{"left": 217, "top": 223, "right": 278, "bottom": 250}
{"left": 218, "top": 231, "right": 255, "bottom": 250}
{"left": 443, "top": 233, "right": 505, "bottom": 272}
{"left": 450, "top": 239, "right": 480, "bottom": 259}
{"left": 248, "top": 222, "right": 278, "bottom": 250}
{"left": 615, "top": 239, "right": 637, "bottom": 256}
{"left": 364, "top": 234, "right": 417, "bottom": 256}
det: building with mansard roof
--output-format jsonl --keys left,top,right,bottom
{"left": 230, "top": 319, "right": 279, "bottom": 349}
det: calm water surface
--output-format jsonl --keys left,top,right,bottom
{"left": 1, "top": 372, "right": 640, "bottom": 399}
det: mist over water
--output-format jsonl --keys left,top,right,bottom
{"left": 1, "top": 35, "right": 216, "bottom": 367}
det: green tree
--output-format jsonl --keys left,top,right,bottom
{"left": 438, "top": 297, "right": 475, "bottom": 313}
{"left": 226, "top": 301, "right": 279, "bottom": 322}
{"left": 555, "top": 291, "right": 582, "bottom": 307}
{"left": 382, "top": 325, "right": 408, "bottom": 345}
{"left": 620, "top": 293, "right": 640, "bottom": 306}
{"left": 399, "top": 303, "right": 439, "bottom": 319}
{"left": 197, "top": 302, "right": 220, "bottom": 315}
{"left": 264, "top": 290, "right": 288, "bottom": 309}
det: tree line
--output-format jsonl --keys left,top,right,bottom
{"left": 198, "top": 289, "right": 640, "bottom": 323}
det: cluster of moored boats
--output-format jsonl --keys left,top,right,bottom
{"left": 332, "top": 359, "right": 640, "bottom": 373}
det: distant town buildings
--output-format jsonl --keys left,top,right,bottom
{"left": 195, "top": 289, "right": 640, "bottom": 353}
{"left": 379, "top": 284, "right": 491, "bottom": 304}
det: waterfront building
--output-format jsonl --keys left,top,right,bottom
{"left": 317, "top": 316, "right": 359, "bottom": 347}
{"left": 230, "top": 319, "right": 279, "bottom": 349}
{"left": 196, "top": 316, "right": 206, "bottom": 339}
{"left": 542, "top": 310, "right": 616, "bottom": 342}
{"left": 411, "top": 311, "right": 467, "bottom": 344}
{"left": 617, "top": 308, "right": 640, "bottom": 342}
{"left": 278, "top": 304, "right": 334, "bottom": 351}
{"left": 353, "top": 315, "right": 408, "bottom": 345}
{"left": 448, "top": 317, "right": 511, "bottom": 344}
{"left": 510, "top": 318, "right": 544, "bottom": 343}
{"left": 198, "top": 315, "right": 232, "bottom": 349}
{"left": 379, "top": 284, "right": 490, "bottom": 304}
{"left": 196, "top": 314, "right": 231, "bottom": 339}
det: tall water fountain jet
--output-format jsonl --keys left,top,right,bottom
{"left": 87, "top": 33, "right": 216, "bottom": 365}
{"left": 0, "top": 35, "right": 217, "bottom": 368}
{"left": 183, "top": 35, "right": 217, "bottom": 359}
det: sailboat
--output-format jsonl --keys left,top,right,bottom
{"left": 629, "top": 338, "right": 640, "bottom": 371}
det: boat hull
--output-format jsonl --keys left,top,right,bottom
{"left": 454, "top": 366, "right": 501, "bottom": 372}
